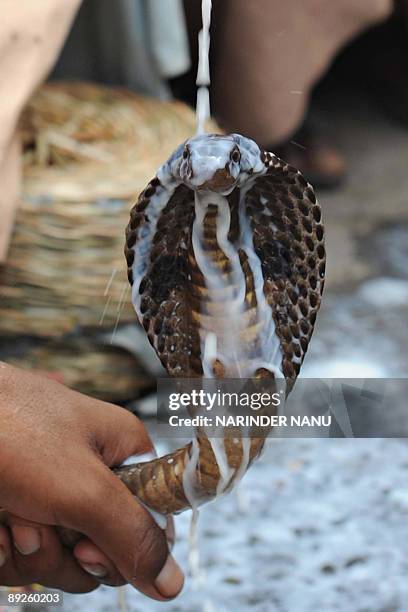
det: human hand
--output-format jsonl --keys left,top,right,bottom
{"left": 0, "top": 362, "right": 183, "bottom": 600}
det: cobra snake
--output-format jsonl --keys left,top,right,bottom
{"left": 1, "top": 133, "right": 325, "bottom": 542}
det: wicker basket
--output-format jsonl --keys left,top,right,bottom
{"left": 0, "top": 81, "right": 218, "bottom": 336}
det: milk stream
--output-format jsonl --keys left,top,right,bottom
{"left": 196, "top": 0, "right": 212, "bottom": 134}
{"left": 188, "top": 508, "right": 202, "bottom": 586}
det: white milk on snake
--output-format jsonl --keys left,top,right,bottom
{"left": 188, "top": 183, "right": 284, "bottom": 503}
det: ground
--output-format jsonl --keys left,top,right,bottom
{"left": 60, "top": 88, "right": 408, "bottom": 612}
{"left": 63, "top": 438, "right": 408, "bottom": 612}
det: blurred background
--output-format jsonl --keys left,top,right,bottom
{"left": 1, "top": 1, "right": 408, "bottom": 610}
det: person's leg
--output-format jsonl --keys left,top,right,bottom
{"left": 181, "top": 0, "right": 392, "bottom": 187}
{"left": 211, "top": 0, "right": 392, "bottom": 146}
{"left": 0, "top": 0, "right": 81, "bottom": 263}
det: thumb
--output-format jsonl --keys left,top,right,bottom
{"left": 83, "top": 399, "right": 154, "bottom": 467}
{"left": 63, "top": 460, "right": 184, "bottom": 601}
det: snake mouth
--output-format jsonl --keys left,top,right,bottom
{"left": 198, "top": 168, "right": 237, "bottom": 193}
{"left": 184, "top": 168, "right": 238, "bottom": 194}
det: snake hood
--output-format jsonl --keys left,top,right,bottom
{"left": 122, "top": 132, "right": 326, "bottom": 514}
{"left": 159, "top": 133, "right": 266, "bottom": 194}
{"left": 126, "top": 132, "right": 326, "bottom": 383}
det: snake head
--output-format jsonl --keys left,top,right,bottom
{"left": 178, "top": 134, "right": 244, "bottom": 194}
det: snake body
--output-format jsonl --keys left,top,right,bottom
{"left": 0, "top": 133, "right": 325, "bottom": 540}
{"left": 120, "top": 133, "right": 325, "bottom": 515}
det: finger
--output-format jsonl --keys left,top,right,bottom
{"left": 84, "top": 400, "right": 154, "bottom": 467}
{"left": 7, "top": 516, "right": 98, "bottom": 593}
{"left": 73, "top": 516, "right": 176, "bottom": 587}
{"left": 0, "top": 525, "right": 11, "bottom": 569}
{"left": 73, "top": 538, "right": 127, "bottom": 587}
{"left": 0, "top": 523, "right": 41, "bottom": 587}
{"left": 9, "top": 521, "right": 41, "bottom": 555}
{"left": 64, "top": 461, "right": 184, "bottom": 601}
{"left": 0, "top": 523, "right": 38, "bottom": 587}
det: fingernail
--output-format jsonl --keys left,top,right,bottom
{"left": 155, "top": 555, "right": 184, "bottom": 599}
{"left": 11, "top": 526, "right": 41, "bottom": 555}
{"left": 79, "top": 563, "right": 108, "bottom": 578}
{"left": 0, "top": 546, "right": 6, "bottom": 567}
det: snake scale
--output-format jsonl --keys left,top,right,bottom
{"left": 0, "top": 133, "right": 325, "bottom": 543}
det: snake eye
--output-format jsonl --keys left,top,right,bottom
{"left": 230, "top": 147, "right": 241, "bottom": 163}
{"left": 182, "top": 146, "right": 190, "bottom": 160}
